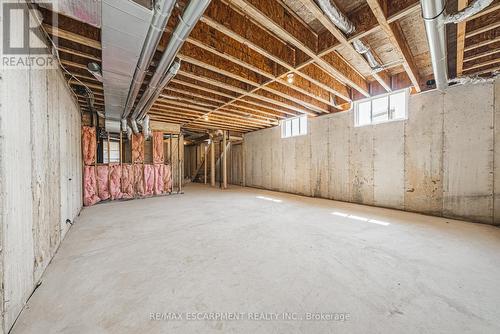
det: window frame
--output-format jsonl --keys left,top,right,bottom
{"left": 103, "top": 139, "right": 121, "bottom": 163}
{"left": 354, "top": 89, "right": 409, "bottom": 127}
{"left": 281, "top": 115, "right": 308, "bottom": 138}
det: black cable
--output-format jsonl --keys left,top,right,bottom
{"left": 422, "top": 0, "right": 448, "bottom": 21}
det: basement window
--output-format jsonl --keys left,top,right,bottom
{"left": 103, "top": 140, "right": 120, "bottom": 163}
{"left": 355, "top": 89, "right": 408, "bottom": 126}
{"left": 281, "top": 115, "right": 307, "bottom": 138}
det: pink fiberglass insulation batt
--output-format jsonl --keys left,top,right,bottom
{"left": 144, "top": 164, "right": 154, "bottom": 196}
{"left": 121, "top": 164, "right": 135, "bottom": 199}
{"left": 96, "top": 165, "right": 110, "bottom": 200}
{"left": 82, "top": 126, "right": 96, "bottom": 165}
{"left": 164, "top": 164, "right": 173, "bottom": 192}
{"left": 109, "top": 164, "right": 123, "bottom": 200}
{"left": 83, "top": 166, "right": 100, "bottom": 206}
{"left": 133, "top": 164, "right": 145, "bottom": 196}
{"left": 152, "top": 131, "right": 164, "bottom": 164}
{"left": 154, "top": 164, "right": 165, "bottom": 195}
{"left": 131, "top": 133, "right": 144, "bottom": 163}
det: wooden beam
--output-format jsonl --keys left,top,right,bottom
{"left": 178, "top": 67, "right": 301, "bottom": 117}
{"left": 463, "top": 57, "right": 500, "bottom": 71}
{"left": 465, "top": 35, "right": 500, "bottom": 51}
{"left": 60, "top": 59, "right": 88, "bottom": 70}
{"left": 456, "top": 0, "right": 469, "bottom": 76}
{"left": 462, "top": 63, "right": 500, "bottom": 75}
{"left": 365, "top": 0, "right": 421, "bottom": 92}
{"left": 185, "top": 24, "right": 337, "bottom": 108}
{"left": 150, "top": 110, "right": 260, "bottom": 131}
{"left": 228, "top": 0, "right": 370, "bottom": 96}
{"left": 464, "top": 48, "right": 500, "bottom": 61}
{"left": 298, "top": 0, "right": 392, "bottom": 92}
{"left": 42, "top": 23, "right": 101, "bottom": 49}
{"left": 159, "top": 95, "right": 275, "bottom": 126}
{"left": 387, "top": 1, "right": 420, "bottom": 23}
{"left": 201, "top": 1, "right": 351, "bottom": 101}
{"left": 178, "top": 44, "right": 329, "bottom": 113}
{"left": 56, "top": 46, "right": 100, "bottom": 62}
{"left": 466, "top": 21, "right": 500, "bottom": 38}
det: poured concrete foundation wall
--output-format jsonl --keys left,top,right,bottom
{"left": 0, "top": 60, "right": 82, "bottom": 332}
{"left": 244, "top": 81, "right": 500, "bottom": 225}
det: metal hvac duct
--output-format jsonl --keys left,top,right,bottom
{"left": 101, "top": 0, "right": 151, "bottom": 130}
{"left": 122, "top": 0, "right": 176, "bottom": 120}
{"left": 316, "top": 0, "right": 354, "bottom": 34}
{"left": 445, "top": 0, "right": 494, "bottom": 24}
{"left": 316, "top": 0, "right": 383, "bottom": 72}
{"left": 420, "top": 0, "right": 448, "bottom": 90}
{"left": 137, "top": 59, "right": 181, "bottom": 120}
{"left": 131, "top": 0, "right": 212, "bottom": 120}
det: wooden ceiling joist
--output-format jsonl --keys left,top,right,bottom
{"left": 158, "top": 95, "right": 275, "bottom": 126}
{"left": 42, "top": 23, "right": 101, "bottom": 50}
{"left": 178, "top": 47, "right": 329, "bottom": 114}
{"left": 365, "top": 0, "right": 421, "bottom": 91}
{"left": 228, "top": 0, "right": 370, "bottom": 97}
{"left": 185, "top": 25, "right": 338, "bottom": 109}
{"left": 177, "top": 69, "right": 301, "bottom": 117}
{"left": 297, "top": 0, "right": 392, "bottom": 92}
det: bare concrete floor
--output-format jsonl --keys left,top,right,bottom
{"left": 11, "top": 184, "right": 500, "bottom": 334}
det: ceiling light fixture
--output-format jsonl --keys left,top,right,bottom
{"left": 287, "top": 73, "right": 295, "bottom": 84}
{"left": 87, "top": 62, "right": 103, "bottom": 82}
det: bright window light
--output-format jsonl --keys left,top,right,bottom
{"left": 281, "top": 115, "right": 307, "bottom": 138}
{"left": 354, "top": 89, "right": 408, "bottom": 127}
{"left": 332, "top": 212, "right": 390, "bottom": 226}
{"left": 103, "top": 140, "right": 120, "bottom": 163}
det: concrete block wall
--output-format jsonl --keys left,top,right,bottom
{"left": 243, "top": 80, "right": 500, "bottom": 225}
{"left": 0, "top": 60, "right": 82, "bottom": 332}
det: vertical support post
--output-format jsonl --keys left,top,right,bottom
{"left": 107, "top": 134, "right": 111, "bottom": 198}
{"left": 210, "top": 136, "right": 215, "bottom": 187}
{"left": 223, "top": 130, "right": 227, "bottom": 189}
{"left": 204, "top": 142, "right": 208, "bottom": 184}
{"left": 242, "top": 135, "right": 246, "bottom": 187}
{"left": 119, "top": 131, "right": 123, "bottom": 165}
{"left": 178, "top": 133, "right": 183, "bottom": 193}
{"left": 169, "top": 133, "right": 172, "bottom": 164}
{"left": 107, "top": 134, "right": 111, "bottom": 163}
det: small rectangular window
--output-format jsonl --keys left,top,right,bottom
{"left": 389, "top": 91, "right": 406, "bottom": 120}
{"left": 103, "top": 140, "right": 120, "bottom": 163}
{"left": 281, "top": 115, "right": 307, "bottom": 138}
{"left": 372, "top": 96, "right": 389, "bottom": 123}
{"left": 354, "top": 89, "right": 408, "bottom": 127}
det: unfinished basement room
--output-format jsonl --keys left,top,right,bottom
{"left": 1, "top": 0, "right": 500, "bottom": 333}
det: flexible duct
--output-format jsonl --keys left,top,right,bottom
{"left": 131, "top": 0, "right": 211, "bottom": 120}
{"left": 142, "top": 115, "right": 151, "bottom": 139}
{"left": 126, "top": 125, "right": 133, "bottom": 140}
{"left": 137, "top": 59, "right": 181, "bottom": 120}
{"left": 421, "top": 0, "right": 448, "bottom": 90}
{"left": 316, "top": 0, "right": 355, "bottom": 34}
{"left": 122, "top": 0, "right": 176, "bottom": 119}
{"left": 352, "top": 39, "right": 383, "bottom": 72}
{"left": 316, "top": 0, "right": 383, "bottom": 72}
{"left": 444, "top": 0, "right": 494, "bottom": 24}
{"left": 121, "top": 118, "right": 127, "bottom": 132}
{"left": 449, "top": 71, "right": 499, "bottom": 85}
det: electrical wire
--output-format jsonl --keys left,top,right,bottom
{"left": 27, "top": 1, "right": 96, "bottom": 114}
